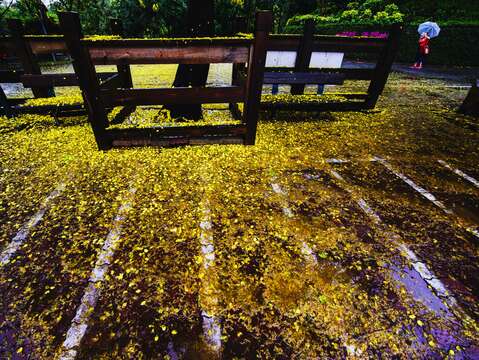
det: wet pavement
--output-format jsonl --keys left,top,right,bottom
{"left": 0, "top": 64, "right": 478, "bottom": 359}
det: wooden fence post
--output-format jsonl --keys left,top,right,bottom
{"left": 244, "top": 11, "right": 272, "bottom": 145}
{"left": 365, "top": 24, "right": 402, "bottom": 109}
{"left": 7, "top": 19, "right": 55, "bottom": 98}
{"left": 290, "top": 19, "right": 315, "bottom": 95}
{"left": 109, "top": 18, "right": 133, "bottom": 89}
{"left": 59, "top": 12, "right": 110, "bottom": 150}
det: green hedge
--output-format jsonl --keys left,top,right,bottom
{"left": 284, "top": 22, "right": 479, "bottom": 66}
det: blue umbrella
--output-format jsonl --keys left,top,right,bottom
{"left": 418, "top": 22, "right": 441, "bottom": 38}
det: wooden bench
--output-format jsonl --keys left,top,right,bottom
{"left": 58, "top": 11, "right": 272, "bottom": 150}
{"left": 0, "top": 19, "right": 133, "bottom": 120}
{"left": 260, "top": 21, "right": 402, "bottom": 112}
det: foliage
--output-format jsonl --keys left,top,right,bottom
{"left": 49, "top": 0, "right": 112, "bottom": 34}
{"left": 214, "top": 0, "right": 244, "bottom": 34}
{"left": 107, "top": 0, "right": 188, "bottom": 37}
{"left": 394, "top": 0, "right": 479, "bottom": 22}
{"left": 286, "top": 0, "right": 404, "bottom": 30}
{"left": 285, "top": 0, "right": 479, "bottom": 32}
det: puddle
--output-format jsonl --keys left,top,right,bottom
{"left": 302, "top": 167, "right": 479, "bottom": 358}
{"left": 439, "top": 192, "right": 479, "bottom": 225}
{"left": 394, "top": 162, "right": 479, "bottom": 226}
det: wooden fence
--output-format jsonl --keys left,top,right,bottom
{"left": 0, "top": 19, "right": 132, "bottom": 119}
{"left": 58, "top": 11, "right": 272, "bottom": 150}
{"left": 1, "top": 12, "right": 401, "bottom": 149}
{"left": 260, "top": 20, "right": 402, "bottom": 111}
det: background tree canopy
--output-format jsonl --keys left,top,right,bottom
{"left": 1, "top": 0, "right": 478, "bottom": 35}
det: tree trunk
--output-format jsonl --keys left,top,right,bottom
{"left": 168, "top": 0, "right": 215, "bottom": 120}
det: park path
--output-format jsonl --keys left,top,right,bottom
{"left": 343, "top": 60, "right": 478, "bottom": 84}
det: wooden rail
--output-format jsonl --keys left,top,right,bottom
{"left": 263, "top": 72, "right": 345, "bottom": 85}
{"left": 101, "top": 86, "right": 246, "bottom": 107}
{"left": 20, "top": 72, "right": 117, "bottom": 87}
{"left": 87, "top": 44, "right": 250, "bottom": 65}
{"left": 268, "top": 35, "right": 388, "bottom": 53}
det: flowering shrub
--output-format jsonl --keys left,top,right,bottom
{"left": 336, "top": 31, "right": 388, "bottom": 38}
{"left": 286, "top": 1, "right": 404, "bottom": 30}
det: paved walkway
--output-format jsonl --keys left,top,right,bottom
{"left": 344, "top": 60, "right": 478, "bottom": 84}
{"left": 392, "top": 63, "right": 478, "bottom": 84}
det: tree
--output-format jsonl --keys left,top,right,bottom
{"left": 0, "top": 1, "right": 14, "bottom": 25}
{"left": 0, "top": 0, "right": 57, "bottom": 34}
{"left": 50, "top": 0, "right": 113, "bottom": 34}
{"left": 167, "top": 0, "right": 215, "bottom": 120}
{"left": 108, "top": 0, "right": 188, "bottom": 37}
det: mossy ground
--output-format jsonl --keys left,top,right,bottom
{"left": 0, "top": 64, "right": 478, "bottom": 359}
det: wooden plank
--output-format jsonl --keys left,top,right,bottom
{"left": 266, "top": 67, "right": 375, "bottom": 80}
{"left": 108, "top": 124, "right": 247, "bottom": 139}
{"left": 263, "top": 72, "right": 345, "bottom": 85}
{"left": 21, "top": 73, "right": 78, "bottom": 87}
{"left": 111, "top": 136, "right": 244, "bottom": 148}
{"left": 0, "top": 70, "right": 24, "bottom": 83}
{"left": 82, "top": 38, "right": 251, "bottom": 47}
{"left": 20, "top": 72, "right": 118, "bottom": 87}
{"left": 101, "top": 86, "right": 246, "bottom": 106}
{"left": 108, "top": 124, "right": 247, "bottom": 148}
{"left": 244, "top": 11, "right": 272, "bottom": 145}
{"left": 27, "top": 38, "right": 68, "bottom": 55}
{"left": 0, "top": 37, "right": 67, "bottom": 56}
{"left": 12, "top": 103, "right": 85, "bottom": 115}
{"left": 291, "top": 19, "right": 315, "bottom": 95}
{"left": 88, "top": 45, "right": 250, "bottom": 65}
{"left": 268, "top": 35, "right": 387, "bottom": 53}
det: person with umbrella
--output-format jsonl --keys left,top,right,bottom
{"left": 412, "top": 22, "right": 440, "bottom": 69}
